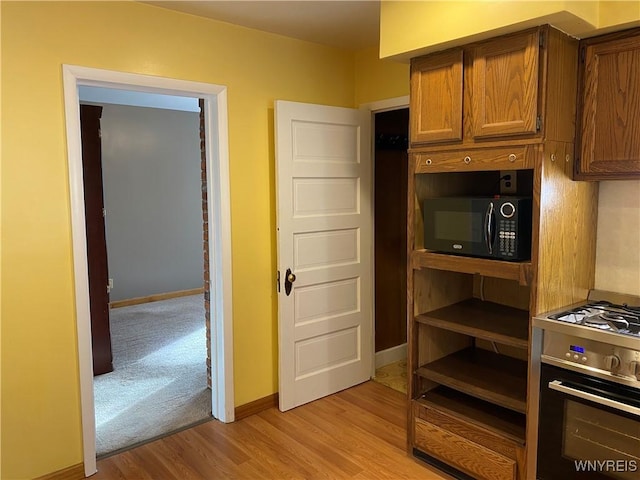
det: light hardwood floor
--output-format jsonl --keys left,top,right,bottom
{"left": 92, "top": 381, "right": 450, "bottom": 479}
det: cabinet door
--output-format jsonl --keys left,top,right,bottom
{"left": 410, "top": 49, "right": 463, "bottom": 145}
{"left": 577, "top": 31, "right": 640, "bottom": 179}
{"left": 472, "top": 30, "right": 540, "bottom": 139}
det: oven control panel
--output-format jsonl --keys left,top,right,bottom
{"left": 542, "top": 331, "right": 640, "bottom": 385}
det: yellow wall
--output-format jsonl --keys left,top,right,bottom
{"left": 1, "top": 1, "right": 410, "bottom": 478}
{"left": 599, "top": 1, "right": 640, "bottom": 32}
{"left": 354, "top": 46, "right": 409, "bottom": 105}
{"left": 0, "top": 0, "right": 3, "bottom": 474}
{"left": 380, "top": 0, "right": 639, "bottom": 60}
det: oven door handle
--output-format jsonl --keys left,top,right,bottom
{"left": 549, "top": 380, "right": 640, "bottom": 417}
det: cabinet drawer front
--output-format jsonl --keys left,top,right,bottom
{"left": 414, "top": 146, "right": 533, "bottom": 173}
{"left": 415, "top": 418, "right": 516, "bottom": 480}
{"left": 415, "top": 402, "right": 519, "bottom": 460}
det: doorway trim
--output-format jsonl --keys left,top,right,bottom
{"left": 62, "top": 65, "right": 234, "bottom": 477}
{"left": 359, "top": 95, "right": 409, "bottom": 378}
{"left": 361, "top": 95, "right": 409, "bottom": 114}
{"left": 359, "top": 96, "right": 409, "bottom": 379}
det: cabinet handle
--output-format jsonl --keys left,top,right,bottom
{"left": 463, "top": 156, "right": 471, "bottom": 164}
{"left": 508, "top": 153, "right": 517, "bottom": 162}
{"left": 425, "top": 159, "right": 432, "bottom": 165}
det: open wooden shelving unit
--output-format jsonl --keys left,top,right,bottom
{"left": 415, "top": 299, "right": 529, "bottom": 349}
{"left": 416, "top": 348, "right": 528, "bottom": 414}
{"left": 417, "top": 387, "right": 526, "bottom": 445}
{"left": 407, "top": 24, "right": 600, "bottom": 480}
{"left": 409, "top": 242, "right": 535, "bottom": 479}
{"left": 412, "top": 251, "right": 533, "bottom": 286}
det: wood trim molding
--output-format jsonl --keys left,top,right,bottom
{"left": 234, "top": 393, "right": 279, "bottom": 421}
{"left": 110, "top": 287, "right": 204, "bottom": 309}
{"left": 35, "top": 463, "right": 85, "bottom": 480}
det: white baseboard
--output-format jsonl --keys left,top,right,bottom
{"left": 375, "top": 343, "right": 407, "bottom": 369}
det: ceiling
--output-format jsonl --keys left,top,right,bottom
{"left": 143, "top": 1, "right": 381, "bottom": 50}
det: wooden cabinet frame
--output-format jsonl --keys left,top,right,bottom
{"left": 407, "top": 25, "right": 599, "bottom": 480}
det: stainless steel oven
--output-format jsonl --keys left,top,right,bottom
{"left": 534, "top": 297, "right": 640, "bottom": 479}
{"left": 537, "top": 362, "right": 639, "bottom": 479}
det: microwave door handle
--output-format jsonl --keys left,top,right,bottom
{"left": 548, "top": 380, "right": 640, "bottom": 417}
{"left": 484, "top": 202, "right": 494, "bottom": 255}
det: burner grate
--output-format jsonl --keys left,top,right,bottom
{"left": 549, "top": 303, "right": 640, "bottom": 337}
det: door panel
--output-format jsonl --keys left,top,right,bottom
{"left": 294, "top": 228, "right": 359, "bottom": 269}
{"left": 80, "top": 104, "right": 113, "bottom": 376}
{"left": 292, "top": 177, "right": 359, "bottom": 216}
{"left": 276, "top": 100, "right": 372, "bottom": 411}
{"left": 294, "top": 277, "right": 359, "bottom": 323}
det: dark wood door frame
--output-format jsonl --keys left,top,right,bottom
{"left": 80, "top": 104, "right": 113, "bottom": 375}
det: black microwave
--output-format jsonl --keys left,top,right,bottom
{"left": 423, "top": 196, "right": 532, "bottom": 261}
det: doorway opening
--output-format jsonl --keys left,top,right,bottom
{"left": 371, "top": 106, "right": 409, "bottom": 394}
{"left": 78, "top": 92, "right": 211, "bottom": 456}
{"left": 63, "top": 65, "right": 234, "bottom": 477}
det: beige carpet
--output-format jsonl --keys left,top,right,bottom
{"left": 93, "top": 294, "right": 211, "bottom": 457}
{"left": 373, "top": 359, "right": 407, "bottom": 394}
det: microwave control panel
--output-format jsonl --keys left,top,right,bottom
{"left": 498, "top": 201, "right": 517, "bottom": 257}
{"left": 498, "top": 219, "right": 517, "bottom": 257}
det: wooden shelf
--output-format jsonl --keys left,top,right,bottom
{"left": 415, "top": 299, "right": 529, "bottom": 349}
{"left": 416, "top": 347, "right": 527, "bottom": 414}
{"left": 417, "top": 386, "right": 526, "bottom": 445}
{"left": 412, "top": 250, "right": 533, "bottom": 286}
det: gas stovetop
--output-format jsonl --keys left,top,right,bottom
{"left": 533, "top": 294, "right": 640, "bottom": 387}
{"left": 548, "top": 301, "right": 640, "bottom": 337}
{"left": 533, "top": 293, "right": 640, "bottom": 352}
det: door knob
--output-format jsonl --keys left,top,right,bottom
{"left": 285, "top": 268, "right": 296, "bottom": 296}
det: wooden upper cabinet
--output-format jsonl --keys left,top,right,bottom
{"left": 410, "top": 49, "right": 464, "bottom": 145}
{"left": 409, "top": 27, "right": 545, "bottom": 149}
{"left": 472, "top": 30, "right": 540, "bottom": 139}
{"left": 576, "top": 28, "right": 640, "bottom": 179}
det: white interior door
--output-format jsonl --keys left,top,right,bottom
{"left": 275, "top": 100, "right": 372, "bottom": 411}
